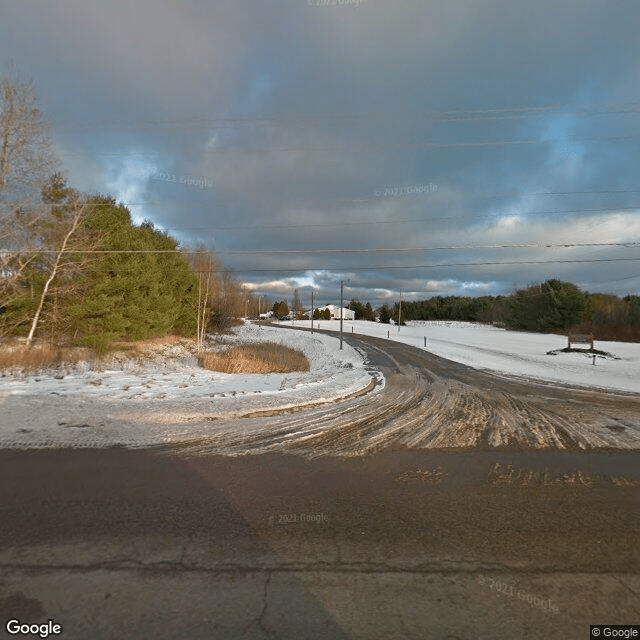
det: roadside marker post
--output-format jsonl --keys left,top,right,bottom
{"left": 340, "top": 280, "right": 344, "bottom": 350}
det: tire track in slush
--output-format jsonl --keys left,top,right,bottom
{"left": 164, "top": 332, "right": 640, "bottom": 457}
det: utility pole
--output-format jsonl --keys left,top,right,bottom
{"left": 398, "top": 288, "right": 402, "bottom": 332}
{"left": 340, "top": 280, "right": 344, "bottom": 350}
{"left": 311, "top": 289, "right": 314, "bottom": 334}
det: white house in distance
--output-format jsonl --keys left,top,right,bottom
{"left": 321, "top": 304, "right": 355, "bottom": 320}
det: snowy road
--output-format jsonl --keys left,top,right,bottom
{"left": 2, "top": 323, "right": 639, "bottom": 453}
{"left": 164, "top": 329, "right": 640, "bottom": 456}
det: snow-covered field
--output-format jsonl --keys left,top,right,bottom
{"left": 287, "top": 319, "right": 640, "bottom": 394}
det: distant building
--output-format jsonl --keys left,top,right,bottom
{"left": 322, "top": 305, "right": 355, "bottom": 321}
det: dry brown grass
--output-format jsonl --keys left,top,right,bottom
{"left": 0, "top": 334, "right": 202, "bottom": 374}
{"left": 199, "top": 342, "right": 310, "bottom": 374}
{"left": 0, "top": 337, "right": 307, "bottom": 375}
{"left": 110, "top": 335, "right": 196, "bottom": 351}
{"left": 0, "top": 344, "right": 92, "bottom": 372}
{"left": 0, "top": 335, "right": 199, "bottom": 373}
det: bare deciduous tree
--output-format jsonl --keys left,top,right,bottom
{"left": 0, "top": 71, "right": 56, "bottom": 209}
{"left": 24, "top": 197, "right": 102, "bottom": 348}
{"left": 0, "top": 72, "right": 58, "bottom": 337}
{"left": 184, "top": 248, "right": 247, "bottom": 336}
{"left": 190, "top": 248, "right": 215, "bottom": 350}
{"left": 292, "top": 288, "right": 304, "bottom": 319}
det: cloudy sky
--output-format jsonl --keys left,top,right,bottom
{"left": 2, "top": 0, "right": 640, "bottom": 306}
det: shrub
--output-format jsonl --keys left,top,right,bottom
{"left": 199, "top": 342, "right": 310, "bottom": 374}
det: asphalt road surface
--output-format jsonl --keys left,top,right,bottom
{"left": 1, "top": 332, "right": 639, "bottom": 639}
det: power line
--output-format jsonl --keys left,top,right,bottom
{"left": 36, "top": 202, "right": 640, "bottom": 232}
{"left": 13, "top": 242, "right": 640, "bottom": 255}
{"left": 157, "top": 207, "right": 640, "bottom": 232}
{"left": 11, "top": 250, "right": 639, "bottom": 269}
{"left": 57, "top": 133, "right": 640, "bottom": 157}
{"left": 578, "top": 272, "right": 640, "bottom": 287}
{"left": 51, "top": 99, "right": 640, "bottom": 131}
{"left": 37, "top": 188, "right": 640, "bottom": 208}
{"left": 47, "top": 189, "right": 640, "bottom": 208}
{"left": 138, "top": 188, "right": 640, "bottom": 202}
{"left": 188, "top": 257, "right": 640, "bottom": 273}
{"left": 204, "top": 242, "right": 640, "bottom": 254}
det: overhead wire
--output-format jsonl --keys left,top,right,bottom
{"left": 13, "top": 241, "right": 640, "bottom": 255}
{"left": 19, "top": 100, "right": 640, "bottom": 287}
{"left": 187, "top": 256, "right": 640, "bottom": 274}
{"left": 37, "top": 202, "right": 640, "bottom": 232}
{"left": 51, "top": 99, "right": 640, "bottom": 131}
{"left": 57, "top": 132, "right": 640, "bottom": 157}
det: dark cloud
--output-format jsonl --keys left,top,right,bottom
{"left": 2, "top": 0, "right": 640, "bottom": 306}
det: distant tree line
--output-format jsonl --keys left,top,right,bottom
{"left": 347, "top": 299, "right": 376, "bottom": 321}
{"left": 392, "top": 279, "right": 640, "bottom": 341}
{"left": 394, "top": 295, "right": 501, "bottom": 324}
{"left": 572, "top": 291, "right": 640, "bottom": 342}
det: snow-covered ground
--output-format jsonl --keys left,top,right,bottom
{"left": 296, "top": 319, "right": 640, "bottom": 394}
{"left": 0, "top": 323, "right": 375, "bottom": 408}
{"left": 0, "top": 323, "right": 379, "bottom": 448}
{"left": 1, "top": 319, "right": 638, "bottom": 450}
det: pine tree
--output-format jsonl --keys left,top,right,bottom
{"left": 379, "top": 304, "right": 391, "bottom": 324}
{"left": 364, "top": 302, "right": 375, "bottom": 321}
{"left": 63, "top": 198, "right": 199, "bottom": 350}
{"left": 272, "top": 300, "right": 290, "bottom": 320}
{"left": 347, "top": 299, "right": 365, "bottom": 319}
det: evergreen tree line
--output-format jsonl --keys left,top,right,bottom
{"left": 1, "top": 74, "right": 255, "bottom": 351}
{"left": 393, "top": 279, "right": 640, "bottom": 341}
{"left": 1, "top": 175, "right": 251, "bottom": 351}
{"left": 347, "top": 300, "right": 376, "bottom": 321}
